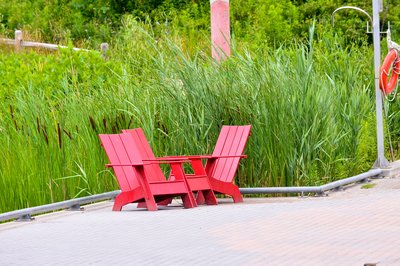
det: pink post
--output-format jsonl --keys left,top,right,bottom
{"left": 210, "top": 0, "right": 230, "bottom": 62}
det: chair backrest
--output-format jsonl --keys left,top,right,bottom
{"left": 99, "top": 133, "right": 143, "bottom": 192}
{"left": 122, "top": 129, "right": 166, "bottom": 182}
{"left": 209, "top": 125, "right": 252, "bottom": 182}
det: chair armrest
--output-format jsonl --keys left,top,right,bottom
{"left": 157, "top": 155, "right": 213, "bottom": 160}
{"left": 209, "top": 155, "right": 247, "bottom": 159}
{"left": 142, "top": 159, "right": 188, "bottom": 164}
{"left": 160, "top": 154, "right": 246, "bottom": 160}
{"left": 106, "top": 163, "right": 146, "bottom": 167}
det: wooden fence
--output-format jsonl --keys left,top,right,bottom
{"left": 0, "top": 30, "right": 109, "bottom": 58}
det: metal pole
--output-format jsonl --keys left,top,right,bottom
{"left": 372, "top": 0, "right": 389, "bottom": 168}
{"left": 0, "top": 190, "right": 120, "bottom": 222}
{"left": 240, "top": 169, "right": 382, "bottom": 195}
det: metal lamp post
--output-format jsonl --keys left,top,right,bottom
{"left": 372, "top": 0, "right": 389, "bottom": 168}
{"left": 333, "top": 0, "right": 389, "bottom": 168}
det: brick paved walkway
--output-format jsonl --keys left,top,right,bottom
{"left": 1, "top": 177, "right": 399, "bottom": 265}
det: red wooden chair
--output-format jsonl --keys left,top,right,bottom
{"left": 122, "top": 128, "right": 218, "bottom": 206}
{"left": 99, "top": 133, "right": 197, "bottom": 211}
{"left": 201, "top": 125, "right": 251, "bottom": 203}
{"left": 125, "top": 125, "right": 251, "bottom": 204}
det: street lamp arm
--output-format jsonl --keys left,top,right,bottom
{"left": 332, "top": 6, "right": 372, "bottom": 27}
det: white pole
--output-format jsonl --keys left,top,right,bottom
{"left": 372, "top": 0, "right": 389, "bottom": 168}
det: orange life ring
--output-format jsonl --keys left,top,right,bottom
{"left": 380, "top": 49, "right": 400, "bottom": 94}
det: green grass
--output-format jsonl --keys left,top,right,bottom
{"left": 0, "top": 22, "right": 382, "bottom": 213}
{"left": 361, "top": 183, "right": 376, "bottom": 189}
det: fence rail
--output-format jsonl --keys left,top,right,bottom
{"left": 0, "top": 191, "right": 120, "bottom": 222}
{"left": 0, "top": 30, "right": 108, "bottom": 58}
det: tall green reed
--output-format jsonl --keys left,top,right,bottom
{"left": 0, "top": 21, "right": 377, "bottom": 212}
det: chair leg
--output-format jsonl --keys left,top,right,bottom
{"left": 157, "top": 198, "right": 173, "bottom": 206}
{"left": 181, "top": 193, "right": 197, "bottom": 209}
{"left": 137, "top": 202, "right": 147, "bottom": 208}
{"left": 112, "top": 191, "right": 138, "bottom": 211}
{"left": 139, "top": 198, "right": 172, "bottom": 207}
{"left": 112, "top": 203, "right": 123, "bottom": 212}
{"left": 144, "top": 197, "right": 158, "bottom": 211}
{"left": 196, "top": 191, "right": 205, "bottom": 205}
{"left": 137, "top": 197, "right": 172, "bottom": 208}
{"left": 231, "top": 188, "right": 243, "bottom": 203}
{"left": 209, "top": 178, "right": 243, "bottom": 203}
{"left": 203, "top": 189, "right": 218, "bottom": 205}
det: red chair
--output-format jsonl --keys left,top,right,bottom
{"left": 125, "top": 125, "right": 251, "bottom": 204}
{"left": 99, "top": 133, "right": 196, "bottom": 211}
{"left": 122, "top": 128, "right": 218, "bottom": 206}
{"left": 200, "top": 125, "right": 251, "bottom": 203}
